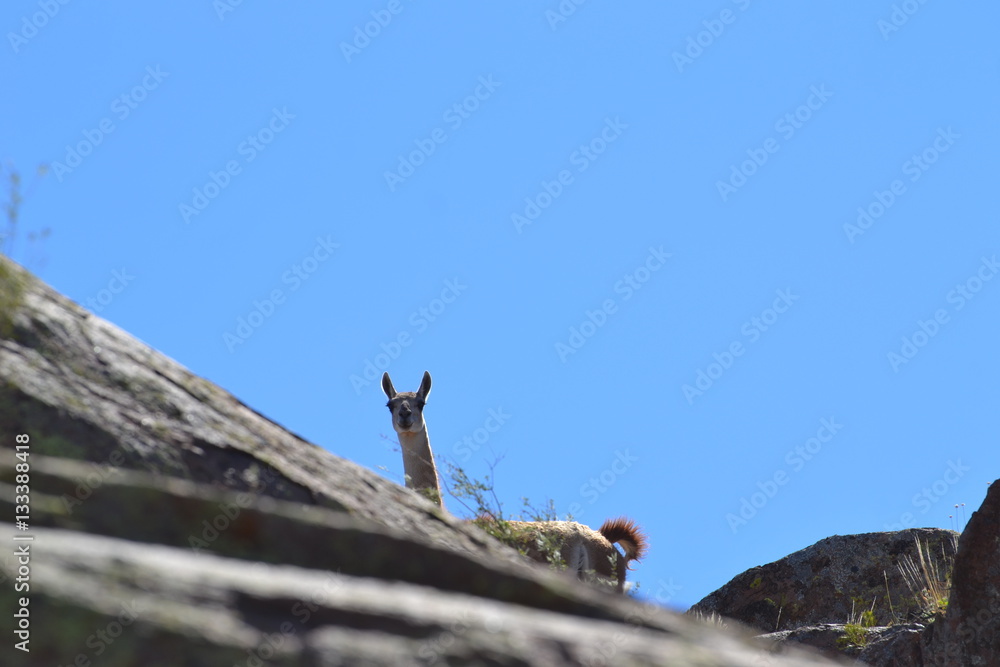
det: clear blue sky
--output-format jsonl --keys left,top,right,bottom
{"left": 4, "top": 2, "right": 998, "bottom": 609}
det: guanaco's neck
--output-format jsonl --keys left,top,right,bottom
{"left": 398, "top": 428, "right": 442, "bottom": 505}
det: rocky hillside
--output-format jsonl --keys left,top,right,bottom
{"left": 690, "top": 528, "right": 960, "bottom": 631}
{"left": 692, "top": 490, "right": 999, "bottom": 666}
{"left": 0, "top": 256, "right": 848, "bottom": 665}
{"left": 2, "top": 255, "right": 996, "bottom": 666}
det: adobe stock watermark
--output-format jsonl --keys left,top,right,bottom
{"left": 383, "top": 75, "right": 501, "bottom": 192}
{"left": 227, "top": 563, "right": 343, "bottom": 667}
{"left": 565, "top": 449, "right": 639, "bottom": 520}
{"left": 417, "top": 606, "right": 505, "bottom": 664}
{"left": 877, "top": 0, "right": 932, "bottom": 40}
{"left": 213, "top": 0, "right": 246, "bottom": 21}
{"left": 288, "top": 571, "right": 345, "bottom": 625}
{"left": 544, "top": 0, "right": 588, "bottom": 31}
{"left": 188, "top": 468, "right": 283, "bottom": 557}
{"left": 349, "top": 278, "right": 468, "bottom": 394}
{"left": 57, "top": 598, "right": 148, "bottom": 665}
{"left": 222, "top": 235, "right": 339, "bottom": 352}
{"left": 230, "top": 569, "right": 347, "bottom": 667}
{"left": 511, "top": 116, "right": 628, "bottom": 233}
{"left": 844, "top": 127, "right": 959, "bottom": 243}
{"left": 887, "top": 255, "right": 997, "bottom": 372}
{"left": 7, "top": 0, "right": 73, "bottom": 54}
{"left": 233, "top": 571, "right": 345, "bottom": 667}
{"left": 883, "top": 460, "right": 970, "bottom": 530}
{"left": 50, "top": 65, "right": 169, "bottom": 182}
{"left": 672, "top": 0, "right": 753, "bottom": 73}
{"left": 583, "top": 577, "right": 683, "bottom": 666}
{"left": 188, "top": 496, "right": 256, "bottom": 555}
{"left": 926, "top": 598, "right": 1000, "bottom": 665}
{"left": 83, "top": 267, "right": 135, "bottom": 313}
{"left": 682, "top": 288, "right": 798, "bottom": 405}
{"left": 726, "top": 417, "right": 844, "bottom": 534}
{"left": 179, "top": 107, "right": 294, "bottom": 223}
{"left": 453, "top": 407, "right": 512, "bottom": 463}
{"left": 716, "top": 84, "right": 833, "bottom": 202}
{"left": 340, "top": 0, "right": 413, "bottom": 63}
{"left": 555, "top": 245, "right": 670, "bottom": 362}
{"left": 57, "top": 450, "right": 126, "bottom": 515}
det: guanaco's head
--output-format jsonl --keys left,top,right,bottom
{"left": 382, "top": 371, "right": 431, "bottom": 435}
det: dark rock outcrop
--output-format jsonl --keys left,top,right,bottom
{"left": 922, "top": 479, "right": 1000, "bottom": 666}
{"left": 859, "top": 624, "right": 926, "bottom": 667}
{"left": 0, "top": 256, "right": 482, "bottom": 550}
{"left": 761, "top": 623, "right": 925, "bottom": 666}
{"left": 689, "top": 528, "right": 959, "bottom": 632}
{"left": 2, "top": 457, "right": 847, "bottom": 666}
{"left": 0, "top": 522, "right": 733, "bottom": 667}
{"left": 697, "top": 479, "right": 1000, "bottom": 667}
{"left": 0, "top": 255, "right": 849, "bottom": 665}
{"left": 759, "top": 624, "right": 851, "bottom": 660}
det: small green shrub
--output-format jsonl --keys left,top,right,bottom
{"left": 838, "top": 597, "right": 878, "bottom": 649}
{"left": 840, "top": 623, "right": 870, "bottom": 649}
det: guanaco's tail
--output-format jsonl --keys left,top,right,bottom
{"left": 598, "top": 516, "right": 648, "bottom": 567}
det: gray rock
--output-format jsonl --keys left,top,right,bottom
{"left": 759, "top": 624, "right": 851, "bottom": 660}
{"left": 760, "top": 623, "right": 925, "bottom": 666}
{"left": 858, "top": 623, "right": 925, "bottom": 667}
{"left": 699, "top": 479, "right": 1000, "bottom": 667}
{"left": 922, "top": 479, "right": 1000, "bottom": 666}
{"left": 0, "top": 523, "right": 845, "bottom": 667}
{"left": 0, "top": 256, "right": 850, "bottom": 664}
{"left": 0, "top": 256, "right": 513, "bottom": 560}
{"left": 0, "top": 454, "right": 660, "bottom": 621}
{"left": 689, "top": 528, "right": 959, "bottom": 632}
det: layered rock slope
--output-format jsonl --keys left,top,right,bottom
{"left": 693, "top": 489, "right": 999, "bottom": 666}
{"left": 0, "top": 256, "right": 846, "bottom": 665}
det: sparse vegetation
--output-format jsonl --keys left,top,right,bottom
{"left": 835, "top": 533, "right": 958, "bottom": 651}
{"left": 764, "top": 593, "right": 792, "bottom": 631}
{"left": 831, "top": 532, "right": 959, "bottom": 649}
{"left": 445, "top": 458, "right": 568, "bottom": 569}
{"left": 838, "top": 597, "right": 877, "bottom": 649}
{"left": 689, "top": 610, "right": 728, "bottom": 629}
{"left": 840, "top": 623, "right": 871, "bottom": 649}
{"left": 0, "top": 161, "right": 49, "bottom": 337}
{"left": 440, "top": 457, "right": 639, "bottom": 593}
{"left": 897, "top": 535, "right": 956, "bottom": 620}
{"left": 0, "top": 254, "right": 26, "bottom": 338}
{"left": 1, "top": 162, "right": 50, "bottom": 265}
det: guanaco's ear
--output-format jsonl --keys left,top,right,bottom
{"left": 381, "top": 372, "right": 396, "bottom": 399}
{"left": 418, "top": 371, "right": 432, "bottom": 401}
